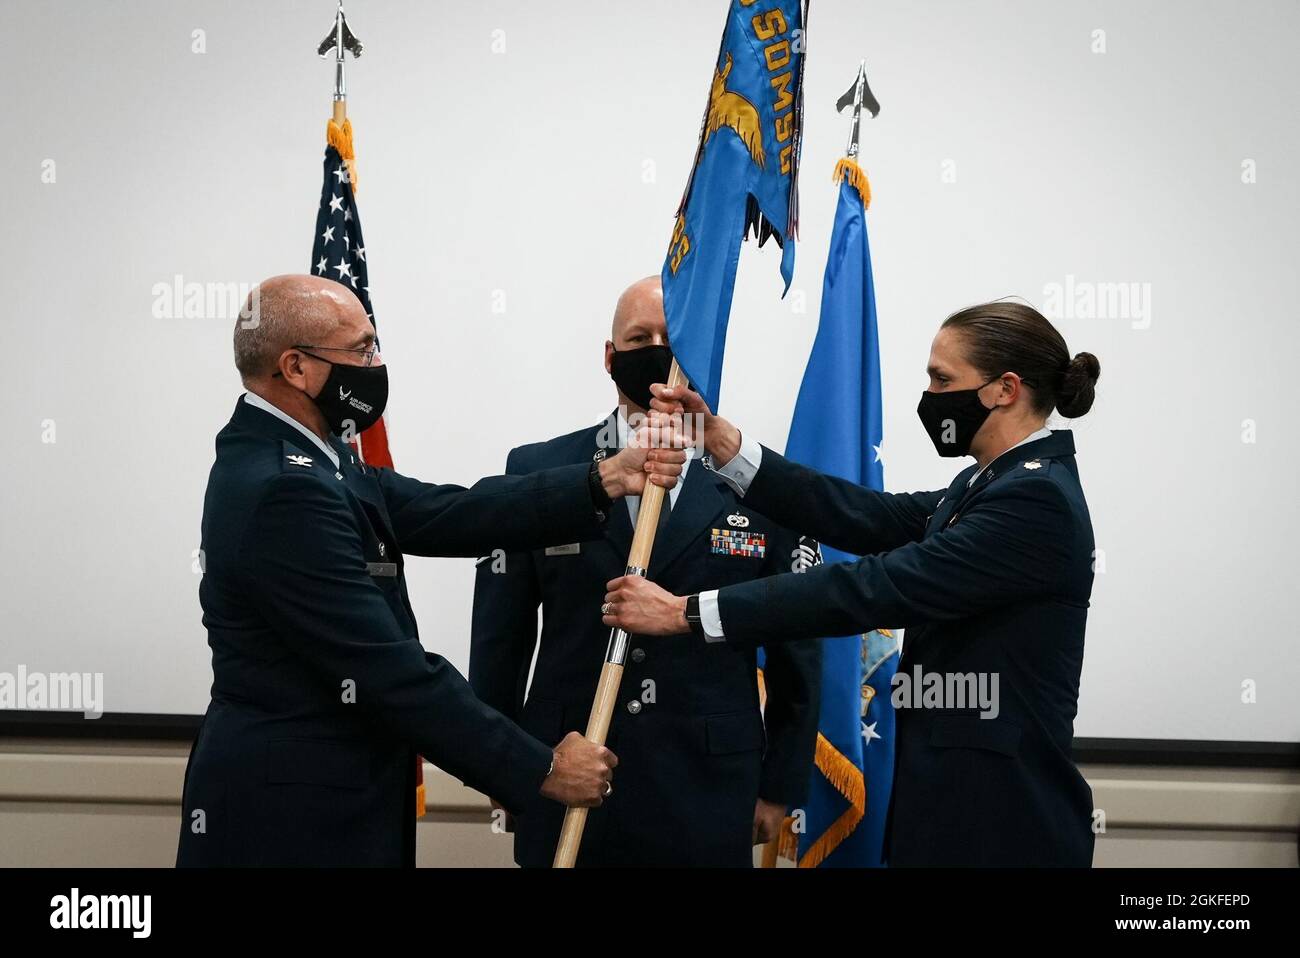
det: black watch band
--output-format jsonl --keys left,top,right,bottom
{"left": 685, "top": 593, "right": 705, "bottom": 638}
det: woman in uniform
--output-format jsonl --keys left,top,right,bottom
{"left": 601, "top": 301, "right": 1102, "bottom": 866}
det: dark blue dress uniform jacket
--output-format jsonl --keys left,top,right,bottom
{"left": 470, "top": 418, "right": 822, "bottom": 867}
{"left": 176, "top": 397, "right": 607, "bottom": 867}
{"left": 715, "top": 430, "right": 1095, "bottom": 866}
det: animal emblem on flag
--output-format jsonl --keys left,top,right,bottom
{"left": 660, "top": 0, "right": 808, "bottom": 413}
{"left": 705, "top": 54, "right": 764, "bottom": 168}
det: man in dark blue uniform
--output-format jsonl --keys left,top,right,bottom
{"left": 470, "top": 278, "right": 821, "bottom": 867}
{"left": 177, "top": 274, "right": 685, "bottom": 867}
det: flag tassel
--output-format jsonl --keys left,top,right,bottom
{"left": 327, "top": 117, "right": 359, "bottom": 192}
{"left": 833, "top": 157, "right": 871, "bottom": 210}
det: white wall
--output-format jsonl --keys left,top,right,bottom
{"left": 1, "top": 0, "right": 1297, "bottom": 742}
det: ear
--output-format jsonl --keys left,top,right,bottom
{"left": 604, "top": 340, "right": 615, "bottom": 376}
{"left": 278, "top": 348, "right": 310, "bottom": 388}
{"left": 992, "top": 372, "right": 1024, "bottom": 407}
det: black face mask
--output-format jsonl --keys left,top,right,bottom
{"left": 916, "top": 378, "right": 999, "bottom": 457}
{"left": 302, "top": 352, "right": 389, "bottom": 437}
{"left": 609, "top": 344, "right": 674, "bottom": 411}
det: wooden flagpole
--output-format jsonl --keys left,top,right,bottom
{"left": 553, "top": 360, "right": 687, "bottom": 867}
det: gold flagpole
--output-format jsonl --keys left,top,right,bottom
{"left": 552, "top": 360, "right": 687, "bottom": 868}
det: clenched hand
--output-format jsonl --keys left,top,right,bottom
{"left": 539, "top": 731, "right": 619, "bottom": 808}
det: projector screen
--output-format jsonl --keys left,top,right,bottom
{"left": 2, "top": 0, "right": 1296, "bottom": 744}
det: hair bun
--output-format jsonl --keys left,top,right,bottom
{"left": 1057, "top": 351, "right": 1100, "bottom": 418}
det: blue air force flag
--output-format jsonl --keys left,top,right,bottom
{"left": 661, "top": 0, "right": 807, "bottom": 413}
{"left": 785, "top": 162, "right": 898, "bottom": 867}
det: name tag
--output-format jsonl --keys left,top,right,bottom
{"left": 710, "top": 529, "right": 766, "bottom": 558}
{"left": 366, "top": 562, "right": 398, "bottom": 578}
{"left": 545, "top": 543, "right": 581, "bottom": 556}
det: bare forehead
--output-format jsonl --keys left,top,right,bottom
{"left": 927, "top": 327, "right": 973, "bottom": 373}
{"left": 335, "top": 307, "right": 375, "bottom": 344}
{"left": 611, "top": 278, "right": 665, "bottom": 339}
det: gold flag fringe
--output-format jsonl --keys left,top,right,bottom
{"left": 797, "top": 732, "right": 866, "bottom": 868}
{"left": 327, "top": 117, "right": 359, "bottom": 194}
{"left": 833, "top": 157, "right": 871, "bottom": 210}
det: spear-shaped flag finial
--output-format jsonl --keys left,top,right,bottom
{"left": 836, "top": 60, "right": 881, "bottom": 159}
{"left": 318, "top": 2, "right": 364, "bottom": 103}
{"left": 833, "top": 60, "right": 880, "bottom": 209}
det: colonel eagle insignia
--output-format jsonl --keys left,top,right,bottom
{"left": 704, "top": 53, "right": 764, "bottom": 169}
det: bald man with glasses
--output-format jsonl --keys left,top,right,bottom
{"left": 177, "top": 274, "right": 686, "bottom": 867}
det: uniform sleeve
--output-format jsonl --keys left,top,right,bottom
{"left": 468, "top": 448, "right": 542, "bottom": 723}
{"left": 754, "top": 522, "right": 821, "bottom": 807}
{"left": 741, "top": 446, "right": 945, "bottom": 557}
{"left": 241, "top": 472, "right": 553, "bottom": 814}
{"left": 717, "top": 478, "right": 1078, "bottom": 647}
{"left": 374, "top": 461, "right": 604, "bottom": 558}
{"left": 759, "top": 638, "right": 821, "bottom": 806}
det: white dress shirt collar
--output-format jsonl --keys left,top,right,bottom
{"left": 242, "top": 392, "right": 341, "bottom": 469}
{"left": 967, "top": 426, "right": 1052, "bottom": 488}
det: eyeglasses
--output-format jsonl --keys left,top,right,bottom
{"left": 294, "top": 342, "right": 382, "bottom": 367}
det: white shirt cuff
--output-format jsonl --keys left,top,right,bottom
{"left": 712, "top": 434, "right": 763, "bottom": 497}
{"left": 698, "top": 590, "right": 726, "bottom": 643}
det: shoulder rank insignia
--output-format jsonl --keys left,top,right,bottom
{"left": 726, "top": 512, "right": 750, "bottom": 528}
{"left": 1023, "top": 460, "right": 1043, "bottom": 470}
{"left": 286, "top": 454, "right": 313, "bottom": 467}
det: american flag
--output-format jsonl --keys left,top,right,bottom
{"left": 310, "top": 135, "right": 393, "bottom": 468}
{"left": 311, "top": 122, "right": 417, "bottom": 814}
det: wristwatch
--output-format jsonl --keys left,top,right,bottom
{"left": 684, "top": 593, "right": 705, "bottom": 638}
